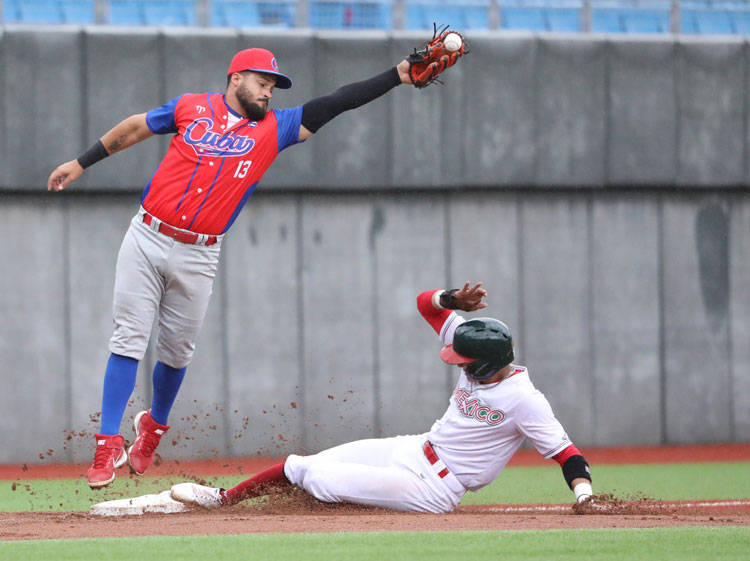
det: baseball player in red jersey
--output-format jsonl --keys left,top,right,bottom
{"left": 168, "top": 282, "right": 594, "bottom": 513}
{"left": 47, "top": 43, "right": 467, "bottom": 489}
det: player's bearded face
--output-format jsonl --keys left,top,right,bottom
{"left": 236, "top": 81, "right": 268, "bottom": 122}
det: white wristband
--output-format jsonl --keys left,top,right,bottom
{"left": 573, "top": 481, "right": 593, "bottom": 503}
{"left": 432, "top": 290, "right": 446, "bottom": 309}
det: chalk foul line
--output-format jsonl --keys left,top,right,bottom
{"left": 467, "top": 499, "right": 750, "bottom": 513}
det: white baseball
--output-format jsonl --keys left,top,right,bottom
{"left": 443, "top": 32, "right": 462, "bottom": 52}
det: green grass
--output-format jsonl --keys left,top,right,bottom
{"left": 1, "top": 527, "right": 749, "bottom": 561}
{"left": 464, "top": 461, "right": 750, "bottom": 505}
{"left": 2, "top": 461, "right": 748, "bottom": 512}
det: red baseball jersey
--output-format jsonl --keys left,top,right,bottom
{"left": 143, "top": 92, "right": 303, "bottom": 235}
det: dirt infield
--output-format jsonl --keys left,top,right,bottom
{"left": 1, "top": 444, "right": 749, "bottom": 541}
{"left": 1, "top": 497, "right": 749, "bottom": 541}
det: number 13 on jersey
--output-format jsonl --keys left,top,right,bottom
{"left": 234, "top": 160, "right": 252, "bottom": 178}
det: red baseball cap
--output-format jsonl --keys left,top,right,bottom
{"left": 440, "top": 345, "right": 477, "bottom": 365}
{"left": 227, "top": 48, "right": 292, "bottom": 89}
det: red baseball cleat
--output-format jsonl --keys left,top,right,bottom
{"left": 128, "top": 410, "right": 169, "bottom": 475}
{"left": 87, "top": 434, "right": 127, "bottom": 489}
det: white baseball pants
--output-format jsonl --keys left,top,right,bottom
{"left": 284, "top": 434, "right": 465, "bottom": 513}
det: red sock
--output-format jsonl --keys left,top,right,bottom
{"left": 224, "top": 460, "right": 290, "bottom": 505}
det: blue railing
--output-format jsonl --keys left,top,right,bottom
{"left": 4, "top": 0, "right": 750, "bottom": 34}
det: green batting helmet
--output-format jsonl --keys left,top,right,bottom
{"left": 440, "top": 318, "right": 515, "bottom": 381}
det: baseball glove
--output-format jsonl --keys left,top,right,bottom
{"left": 406, "top": 24, "right": 469, "bottom": 88}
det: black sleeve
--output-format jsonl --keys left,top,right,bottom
{"left": 561, "top": 454, "right": 591, "bottom": 489}
{"left": 301, "top": 67, "right": 401, "bottom": 133}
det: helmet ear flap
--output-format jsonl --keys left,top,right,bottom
{"left": 464, "top": 361, "right": 503, "bottom": 381}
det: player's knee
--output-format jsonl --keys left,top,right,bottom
{"left": 285, "top": 456, "right": 339, "bottom": 503}
{"left": 156, "top": 321, "right": 201, "bottom": 368}
{"left": 155, "top": 346, "right": 193, "bottom": 370}
{"left": 109, "top": 317, "right": 151, "bottom": 361}
{"left": 300, "top": 463, "right": 340, "bottom": 503}
{"left": 283, "top": 454, "right": 312, "bottom": 487}
{"left": 155, "top": 333, "right": 195, "bottom": 368}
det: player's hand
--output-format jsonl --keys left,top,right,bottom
{"left": 396, "top": 60, "right": 413, "bottom": 85}
{"left": 453, "top": 281, "right": 488, "bottom": 312}
{"left": 48, "top": 159, "right": 83, "bottom": 192}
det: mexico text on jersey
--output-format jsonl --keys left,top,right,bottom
{"left": 453, "top": 388, "right": 506, "bottom": 425}
{"left": 142, "top": 92, "right": 303, "bottom": 235}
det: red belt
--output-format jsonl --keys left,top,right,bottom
{"left": 423, "top": 441, "right": 449, "bottom": 479}
{"left": 143, "top": 213, "right": 218, "bottom": 246}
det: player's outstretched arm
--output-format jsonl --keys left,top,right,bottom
{"left": 47, "top": 113, "right": 153, "bottom": 192}
{"left": 298, "top": 27, "right": 468, "bottom": 141}
{"left": 298, "top": 67, "right": 403, "bottom": 141}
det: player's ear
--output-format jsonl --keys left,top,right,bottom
{"left": 228, "top": 72, "right": 242, "bottom": 88}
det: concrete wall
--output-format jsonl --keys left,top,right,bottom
{"left": 3, "top": 28, "right": 750, "bottom": 191}
{"left": 1, "top": 28, "right": 748, "bottom": 463}
{"left": 2, "top": 190, "right": 748, "bottom": 463}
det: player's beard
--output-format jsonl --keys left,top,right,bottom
{"left": 240, "top": 98, "right": 267, "bottom": 122}
{"left": 237, "top": 84, "right": 268, "bottom": 122}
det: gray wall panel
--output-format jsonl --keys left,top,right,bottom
{"left": 591, "top": 196, "right": 661, "bottom": 445}
{"left": 391, "top": 34, "right": 464, "bottom": 188}
{"left": 162, "top": 28, "right": 238, "bottom": 100}
{"left": 536, "top": 37, "right": 607, "bottom": 186}
{"left": 82, "top": 29, "right": 164, "bottom": 190}
{"left": 239, "top": 30, "right": 317, "bottom": 188}
{"left": 4, "top": 29, "right": 83, "bottom": 190}
{"left": 662, "top": 198, "right": 732, "bottom": 443}
{"left": 0, "top": 29, "right": 5, "bottom": 188}
{"left": 608, "top": 39, "right": 677, "bottom": 185}
{"left": 677, "top": 39, "right": 746, "bottom": 186}
{"left": 449, "top": 194, "right": 522, "bottom": 360}
{"left": 0, "top": 199, "right": 68, "bottom": 462}
{"left": 520, "top": 195, "right": 594, "bottom": 444}
{"left": 391, "top": 39, "right": 445, "bottom": 187}
{"left": 464, "top": 35, "right": 537, "bottom": 186}
{"left": 301, "top": 197, "right": 376, "bottom": 452}
{"left": 307, "top": 32, "right": 393, "bottom": 188}
{"left": 730, "top": 196, "right": 750, "bottom": 439}
{"left": 374, "top": 196, "right": 448, "bottom": 437}
{"left": 747, "top": 41, "right": 750, "bottom": 186}
{"left": 66, "top": 199, "right": 146, "bottom": 462}
{"left": 223, "top": 194, "right": 303, "bottom": 456}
